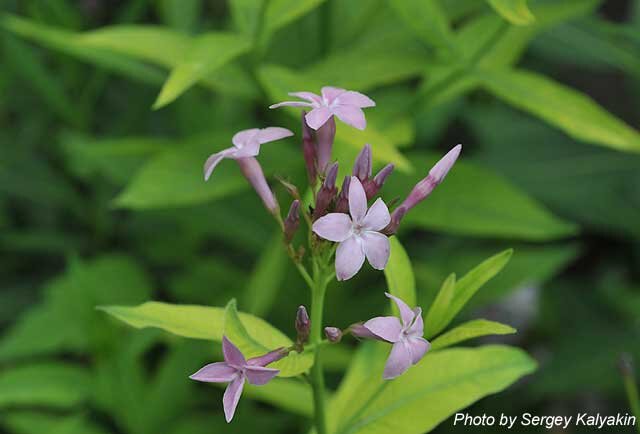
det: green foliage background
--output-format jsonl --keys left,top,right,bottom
{"left": 1, "top": 0, "right": 639, "bottom": 433}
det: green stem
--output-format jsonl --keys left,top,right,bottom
{"left": 310, "top": 257, "right": 330, "bottom": 434}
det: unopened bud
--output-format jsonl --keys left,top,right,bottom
{"left": 284, "top": 200, "right": 300, "bottom": 243}
{"left": 335, "top": 176, "right": 350, "bottom": 213}
{"left": 295, "top": 305, "right": 310, "bottom": 345}
{"left": 237, "top": 157, "right": 279, "bottom": 214}
{"left": 324, "top": 327, "right": 342, "bottom": 343}
{"left": 383, "top": 205, "right": 407, "bottom": 235}
{"left": 401, "top": 144, "right": 461, "bottom": 211}
{"left": 352, "top": 144, "right": 372, "bottom": 181}
{"left": 247, "top": 347, "right": 289, "bottom": 367}
{"left": 316, "top": 117, "right": 335, "bottom": 173}
{"left": 364, "top": 163, "right": 394, "bottom": 199}
{"left": 313, "top": 162, "right": 339, "bottom": 219}
{"left": 302, "top": 111, "right": 317, "bottom": 186}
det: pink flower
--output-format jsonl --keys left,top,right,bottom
{"left": 203, "top": 127, "right": 293, "bottom": 181}
{"left": 312, "top": 177, "right": 391, "bottom": 281}
{"left": 269, "top": 86, "right": 375, "bottom": 130}
{"left": 355, "top": 293, "right": 430, "bottom": 379}
{"left": 190, "top": 337, "right": 283, "bottom": 422}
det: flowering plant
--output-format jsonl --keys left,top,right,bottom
{"left": 102, "top": 86, "right": 535, "bottom": 433}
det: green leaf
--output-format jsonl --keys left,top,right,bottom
{"left": 78, "top": 25, "right": 191, "bottom": 67}
{"left": 424, "top": 250, "right": 513, "bottom": 337}
{"left": 224, "top": 299, "right": 312, "bottom": 377}
{"left": 332, "top": 345, "right": 536, "bottom": 434}
{"left": 2, "top": 413, "right": 111, "bottom": 434}
{"left": 487, "top": 0, "right": 535, "bottom": 25}
{"left": 243, "top": 377, "right": 313, "bottom": 417}
{"left": 154, "top": 32, "right": 251, "bottom": 108}
{"left": 99, "top": 301, "right": 312, "bottom": 377}
{"left": 244, "top": 232, "right": 289, "bottom": 316}
{"left": 387, "top": 0, "right": 455, "bottom": 50}
{"left": 478, "top": 68, "right": 640, "bottom": 154}
{"left": 423, "top": 273, "right": 456, "bottom": 339}
{"left": 384, "top": 236, "right": 416, "bottom": 314}
{"left": 257, "top": 64, "right": 412, "bottom": 172}
{"left": 229, "top": 0, "right": 264, "bottom": 36}
{"left": 0, "top": 363, "right": 90, "bottom": 408}
{"left": 262, "top": 0, "right": 326, "bottom": 40}
{"left": 385, "top": 153, "right": 578, "bottom": 240}
{"left": 1, "top": 14, "right": 164, "bottom": 85}
{"left": 430, "top": 319, "right": 516, "bottom": 351}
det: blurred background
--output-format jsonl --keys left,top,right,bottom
{"left": 1, "top": 0, "right": 639, "bottom": 433}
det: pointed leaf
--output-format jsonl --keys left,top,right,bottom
{"left": 487, "top": 0, "right": 535, "bottom": 25}
{"left": 424, "top": 273, "right": 456, "bottom": 339}
{"left": 387, "top": 0, "right": 455, "bottom": 50}
{"left": 384, "top": 236, "right": 416, "bottom": 314}
{"left": 430, "top": 319, "right": 516, "bottom": 351}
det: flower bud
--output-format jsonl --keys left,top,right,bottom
{"left": 352, "top": 144, "right": 372, "bottom": 181}
{"left": 401, "top": 145, "right": 461, "bottom": 211}
{"left": 247, "top": 347, "right": 289, "bottom": 367}
{"left": 316, "top": 116, "right": 335, "bottom": 174}
{"left": 364, "top": 163, "right": 394, "bottom": 199}
{"left": 301, "top": 111, "right": 317, "bottom": 186}
{"left": 383, "top": 205, "right": 407, "bottom": 235}
{"left": 324, "top": 327, "right": 342, "bottom": 343}
{"left": 295, "top": 305, "right": 310, "bottom": 345}
{"left": 284, "top": 200, "right": 300, "bottom": 243}
{"left": 236, "top": 157, "right": 279, "bottom": 214}
{"left": 313, "top": 162, "right": 338, "bottom": 219}
{"left": 335, "top": 176, "right": 350, "bottom": 213}
{"left": 349, "top": 323, "right": 379, "bottom": 340}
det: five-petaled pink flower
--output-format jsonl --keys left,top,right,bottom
{"left": 190, "top": 337, "right": 281, "bottom": 423}
{"left": 269, "top": 87, "right": 375, "bottom": 131}
{"left": 312, "top": 177, "right": 390, "bottom": 281}
{"left": 203, "top": 127, "right": 293, "bottom": 181}
{"left": 358, "top": 293, "right": 430, "bottom": 379}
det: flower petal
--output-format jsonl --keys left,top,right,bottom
{"left": 363, "top": 316, "right": 403, "bottom": 343}
{"left": 408, "top": 336, "right": 430, "bottom": 365}
{"left": 222, "top": 336, "right": 246, "bottom": 368}
{"left": 348, "top": 176, "right": 367, "bottom": 222}
{"left": 305, "top": 107, "right": 333, "bottom": 130}
{"left": 408, "top": 307, "right": 424, "bottom": 336}
{"left": 321, "top": 86, "right": 346, "bottom": 104}
{"left": 383, "top": 340, "right": 413, "bottom": 380}
{"left": 313, "top": 213, "right": 353, "bottom": 242}
{"left": 289, "top": 91, "right": 322, "bottom": 104}
{"left": 245, "top": 366, "right": 280, "bottom": 385}
{"left": 336, "top": 91, "right": 375, "bottom": 108}
{"left": 203, "top": 148, "right": 234, "bottom": 181}
{"left": 257, "top": 127, "right": 294, "bottom": 144}
{"left": 362, "top": 198, "right": 391, "bottom": 231}
{"left": 362, "top": 231, "right": 390, "bottom": 270}
{"left": 189, "top": 362, "right": 237, "bottom": 383}
{"left": 232, "top": 129, "right": 260, "bottom": 148}
{"left": 332, "top": 105, "right": 366, "bottom": 130}
{"left": 231, "top": 141, "right": 260, "bottom": 159}
{"left": 384, "top": 292, "right": 415, "bottom": 329}
{"left": 269, "top": 101, "right": 313, "bottom": 109}
{"left": 335, "top": 236, "right": 365, "bottom": 281}
{"left": 223, "top": 376, "right": 245, "bottom": 423}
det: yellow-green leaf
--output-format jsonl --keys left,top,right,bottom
{"left": 430, "top": 319, "right": 516, "bottom": 351}
{"left": 384, "top": 236, "right": 416, "bottom": 314}
{"left": 487, "top": 0, "right": 535, "bottom": 25}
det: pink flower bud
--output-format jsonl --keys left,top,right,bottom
{"left": 324, "top": 327, "right": 342, "bottom": 343}
{"left": 295, "top": 305, "right": 310, "bottom": 344}
{"left": 352, "top": 144, "right": 372, "bottom": 181}
{"left": 383, "top": 205, "right": 407, "bottom": 235}
{"left": 364, "top": 163, "right": 394, "bottom": 199}
{"left": 284, "top": 200, "right": 300, "bottom": 243}
{"left": 247, "top": 347, "right": 289, "bottom": 366}
{"left": 236, "top": 157, "right": 279, "bottom": 214}
{"left": 335, "top": 176, "right": 350, "bottom": 213}
{"left": 316, "top": 116, "right": 335, "bottom": 174}
{"left": 401, "top": 145, "right": 461, "bottom": 211}
{"left": 301, "top": 111, "right": 317, "bottom": 186}
{"left": 313, "top": 162, "right": 338, "bottom": 219}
